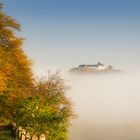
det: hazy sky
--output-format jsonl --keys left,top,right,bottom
{"left": 2, "top": 2, "right": 140, "bottom": 139}
{"left": 2, "top": 0, "right": 140, "bottom": 74}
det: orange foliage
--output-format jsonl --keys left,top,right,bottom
{"left": 0, "top": 4, "right": 34, "bottom": 104}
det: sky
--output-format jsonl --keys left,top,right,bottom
{"left": 2, "top": 0, "right": 140, "bottom": 75}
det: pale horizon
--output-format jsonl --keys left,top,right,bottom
{"left": 2, "top": 0, "right": 140, "bottom": 76}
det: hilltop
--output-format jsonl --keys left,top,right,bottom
{"left": 69, "top": 62, "right": 123, "bottom": 74}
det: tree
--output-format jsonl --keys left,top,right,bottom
{"left": 14, "top": 72, "right": 74, "bottom": 140}
{"left": 0, "top": 3, "right": 34, "bottom": 119}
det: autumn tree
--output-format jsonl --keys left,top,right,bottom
{"left": 14, "top": 72, "right": 74, "bottom": 140}
{"left": 0, "top": 3, "right": 34, "bottom": 118}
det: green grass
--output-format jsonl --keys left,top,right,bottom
{"left": 0, "top": 118, "right": 15, "bottom": 139}
{"left": 0, "top": 118, "right": 14, "bottom": 139}
{"left": 0, "top": 130, "right": 15, "bottom": 140}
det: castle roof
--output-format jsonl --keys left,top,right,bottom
{"left": 79, "top": 62, "right": 104, "bottom": 68}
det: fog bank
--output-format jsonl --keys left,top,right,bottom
{"left": 65, "top": 73, "right": 140, "bottom": 140}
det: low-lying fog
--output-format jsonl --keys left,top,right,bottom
{"left": 64, "top": 72, "right": 140, "bottom": 140}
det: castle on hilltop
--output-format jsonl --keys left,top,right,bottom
{"left": 69, "top": 62, "right": 120, "bottom": 74}
{"left": 79, "top": 62, "right": 106, "bottom": 71}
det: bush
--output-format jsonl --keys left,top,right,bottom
{"left": 13, "top": 73, "right": 73, "bottom": 140}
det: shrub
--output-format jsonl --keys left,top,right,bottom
{"left": 13, "top": 73, "right": 73, "bottom": 140}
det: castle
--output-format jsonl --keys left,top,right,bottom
{"left": 79, "top": 62, "right": 106, "bottom": 71}
{"left": 70, "top": 62, "right": 122, "bottom": 74}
